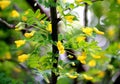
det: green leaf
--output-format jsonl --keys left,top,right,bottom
{"left": 57, "top": 76, "right": 73, "bottom": 84}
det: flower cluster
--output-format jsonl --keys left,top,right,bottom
{"left": 57, "top": 41, "right": 65, "bottom": 54}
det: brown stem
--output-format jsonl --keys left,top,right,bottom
{"left": 0, "top": 18, "right": 15, "bottom": 28}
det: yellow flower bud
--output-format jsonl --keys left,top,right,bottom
{"left": 93, "top": 28, "right": 104, "bottom": 35}
{"left": 58, "top": 65, "right": 63, "bottom": 70}
{"left": 83, "top": 74, "right": 93, "bottom": 80}
{"left": 71, "top": 62, "right": 76, "bottom": 66}
{"left": 66, "top": 73, "right": 78, "bottom": 79}
{"left": 46, "top": 23, "right": 52, "bottom": 33}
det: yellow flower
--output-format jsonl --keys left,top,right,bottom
{"left": 88, "top": 60, "right": 96, "bottom": 67}
{"left": 24, "top": 31, "right": 36, "bottom": 38}
{"left": 15, "top": 40, "right": 26, "bottom": 48}
{"left": 76, "top": 0, "right": 83, "bottom": 3}
{"left": 46, "top": 23, "right": 52, "bottom": 33}
{"left": 77, "top": 52, "right": 86, "bottom": 64}
{"left": 97, "top": 71, "right": 105, "bottom": 78}
{"left": 117, "top": 0, "right": 120, "bottom": 4}
{"left": 82, "top": 27, "right": 93, "bottom": 36}
{"left": 65, "top": 15, "right": 74, "bottom": 23}
{"left": 18, "top": 54, "right": 29, "bottom": 62}
{"left": 66, "top": 73, "right": 78, "bottom": 79}
{"left": 22, "top": 16, "right": 27, "bottom": 21}
{"left": 5, "top": 52, "right": 11, "bottom": 59}
{"left": 93, "top": 28, "right": 104, "bottom": 35}
{"left": 0, "top": 0, "right": 11, "bottom": 9}
{"left": 76, "top": 36, "right": 86, "bottom": 42}
{"left": 92, "top": 54, "right": 101, "bottom": 59}
{"left": 57, "top": 41, "right": 65, "bottom": 54}
{"left": 11, "top": 10, "right": 20, "bottom": 18}
{"left": 83, "top": 74, "right": 93, "bottom": 80}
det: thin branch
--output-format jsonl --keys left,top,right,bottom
{"left": 0, "top": 18, "right": 15, "bottom": 28}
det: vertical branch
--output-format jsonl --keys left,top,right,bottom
{"left": 84, "top": 3, "right": 88, "bottom": 27}
{"left": 50, "top": 0, "right": 59, "bottom": 84}
{"left": 83, "top": 3, "right": 93, "bottom": 84}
